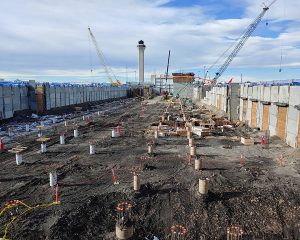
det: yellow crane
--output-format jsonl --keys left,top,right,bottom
{"left": 88, "top": 27, "right": 121, "bottom": 86}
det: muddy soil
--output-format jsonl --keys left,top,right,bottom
{"left": 0, "top": 97, "right": 300, "bottom": 240}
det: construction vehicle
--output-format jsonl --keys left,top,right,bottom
{"left": 209, "top": 0, "right": 278, "bottom": 84}
{"left": 88, "top": 27, "right": 122, "bottom": 86}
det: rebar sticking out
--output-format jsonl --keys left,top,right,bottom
{"left": 170, "top": 224, "right": 187, "bottom": 240}
{"left": 226, "top": 226, "right": 244, "bottom": 240}
{"left": 116, "top": 201, "right": 134, "bottom": 240}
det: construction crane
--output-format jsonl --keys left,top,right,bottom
{"left": 88, "top": 27, "right": 121, "bottom": 86}
{"left": 211, "top": 0, "right": 278, "bottom": 84}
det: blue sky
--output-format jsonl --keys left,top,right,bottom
{"left": 0, "top": 0, "right": 299, "bottom": 83}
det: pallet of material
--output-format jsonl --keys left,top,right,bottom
{"left": 176, "top": 129, "right": 187, "bottom": 136}
{"left": 8, "top": 146, "right": 27, "bottom": 153}
{"left": 241, "top": 137, "right": 255, "bottom": 145}
{"left": 36, "top": 137, "right": 51, "bottom": 143}
{"left": 192, "top": 127, "right": 210, "bottom": 137}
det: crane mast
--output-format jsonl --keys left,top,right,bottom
{"left": 88, "top": 27, "right": 118, "bottom": 84}
{"left": 212, "top": 0, "right": 277, "bottom": 83}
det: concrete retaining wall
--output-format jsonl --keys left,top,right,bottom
{"left": 204, "top": 81, "right": 300, "bottom": 148}
{"left": 0, "top": 81, "right": 132, "bottom": 120}
{"left": 0, "top": 83, "right": 30, "bottom": 119}
{"left": 269, "top": 103, "right": 277, "bottom": 136}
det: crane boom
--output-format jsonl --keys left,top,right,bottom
{"left": 212, "top": 0, "right": 277, "bottom": 83}
{"left": 88, "top": 27, "right": 117, "bottom": 84}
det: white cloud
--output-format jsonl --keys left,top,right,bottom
{"left": 0, "top": 0, "right": 299, "bottom": 82}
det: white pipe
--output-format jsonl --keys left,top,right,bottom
{"left": 90, "top": 144, "right": 96, "bottom": 155}
{"left": 112, "top": 129, "right": 119, "bottom": 138}
{"left": 25, "top": 124, "right": 30, "bottom": 132}
{"left": 154, "top": 130, "right": 158, "bottom": 139}
{"left": 74, "top": 129, "right": 79, "bottom": 138}
{"left": 16, "top": 153, "right": 23, "bottom": 165}
{"left": 41, "top": 143, "right": 47, "bottom": 153}
{"left": 60, "top": 135, "right": 65, "bottom": 145}
{"left": 50, "top": 171, "right": 57, "bottom": 187}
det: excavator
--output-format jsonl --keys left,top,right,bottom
{"left": 88, "top": 27, "right": 122, "bottom": 86}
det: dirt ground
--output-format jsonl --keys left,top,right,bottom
{"left": 0, "top": 97, "right": 300, "bottom": 240}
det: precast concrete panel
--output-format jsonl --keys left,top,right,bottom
{"left": 80, "top": 87, "right": 84, "bottom": 103}
{"left": 99, "top": 89, "right": 103, "bottom": 100}
{"left": 69, "top": 87, "right": 74, "bottom": 105}
{"left": 269, "top": 104, "right": 277, "bottom": 136}
{"left": 271, "top": 86, "right": 279, "bottom": 103}
{"left": 61, "top": 86, "right": 66, "bottom": 106}
{"left": 263, "top": 86, "right": 271, "bottom": 102}
{"left": 278, "top": 85, "right": 289, "bottom": 104}
{"left": 55, "top": 87, "right": 61, "bottom": 107}
{"left": 258, "top": 85, "right": 264, "bottom": 101}
{"left": 50, "top": 87, "right": 56, "bottom": 109}
{"left": 247, "top": 87, "right": 253, "bottom": 99}
{"left": 222, "top": 96, "right": 226, "bottom": 112}
{"left": 252, "top": 86, "right": 258, "bottom": 99}
{"left": 246, "top": 99, "right": 251, "bottom": 122}
{"left": 289, "top": 86, "right": 300, "bottom": 106}
{"left": 257, "top": 102, "right": 263, "bottom": 130}
{"left": 3, "top": 86, "right": 13, "bottom": 118}
{"left": 12, "top": 85, "right": 21, "bottom": 111}
{"left": 97, "top": 88, "right": 100, "bottom": 100}
{"left": 286, "top": 107, "right": 299, "bottom": 148}
{"left": 244, "top": 85, "right": 249, "bottom": 98}
{"left": 44, "top": 84, "right": 51, "bottom": 110}
{"left": 65, "top": 87, "right": 70, "bottom": 106}
{"left": 240, "top": 85, "right": 245, "bottom": 98}
{"left": 239, "top": 99, "right": 243, "bottom": 121}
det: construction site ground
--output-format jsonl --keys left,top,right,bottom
{"left": 0, "top": 97, "right": 300, "bottom": 240}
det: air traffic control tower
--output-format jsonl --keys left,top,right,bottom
{"left": 137, "top": 40, "right": 146, "bottom": 85}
